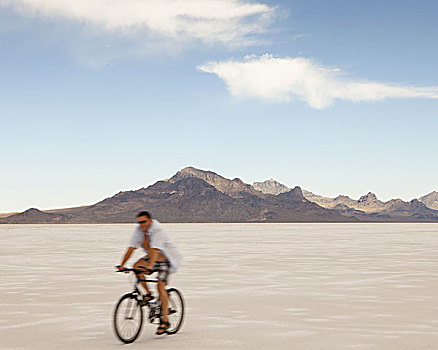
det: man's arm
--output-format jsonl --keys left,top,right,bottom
{"left": 118, "top": 246, "right": 136, "bottom": 270}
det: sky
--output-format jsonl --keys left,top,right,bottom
{"left": 0, "top": 0, "right": 437, "bottom": 213}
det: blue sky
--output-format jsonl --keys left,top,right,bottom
{"left": 1, "top": 0, "right": 437, "bottom": 212}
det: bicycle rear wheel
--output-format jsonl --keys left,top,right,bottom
{"left": 113, "top": 293, "right": 143, "bottom": 343}
{"left": 166, "top": 288, "right": 185, "bottom": 335}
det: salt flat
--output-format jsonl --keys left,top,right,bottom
{"left": 0, "top": 223, "right": 437, "bottom": 350}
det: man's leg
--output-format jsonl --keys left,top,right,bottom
{"left": 133, "top": 258, "right": 151, "bottom": 295}
{"left": 157, "top": 281, "right": 169, "bottom": 322}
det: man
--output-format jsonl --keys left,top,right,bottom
{"left": 118, "top": 211, "right": 182, "bottom": 335}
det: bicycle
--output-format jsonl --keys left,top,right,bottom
{"left": 113, "top": 267, "right": 185, "bottom": 344}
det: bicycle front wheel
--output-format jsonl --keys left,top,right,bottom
{"left": 166, "top": 288, "right": 185, "bottom": 335}
{"left": 113, "top": 293, "right": 143, "bottom": 343}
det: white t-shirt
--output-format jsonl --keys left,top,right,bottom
{"left": 129, "top": 220, "right": 182, "bottom": 273}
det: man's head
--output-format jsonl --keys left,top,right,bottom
{"left": 137, "top": 211, "right": 152, "bottom": 232}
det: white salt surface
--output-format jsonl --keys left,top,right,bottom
{"left": 0, "top": 223, "right": 437, "bottom": 349}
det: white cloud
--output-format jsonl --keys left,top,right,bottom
{"left": 198, "top": 54, "right": 438, "bottom": 109}
{"left": 292, "top": 33, "right": 307, "bottom": 40}
{"left": 0, "top": 0, "right": 274, "bottom": 46}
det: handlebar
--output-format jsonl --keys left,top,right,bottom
{"left": 115, "top": 266, "right": 153, "bottom": 274}
{"left": 115, "top": 265, "right": 159, "bottom": 284}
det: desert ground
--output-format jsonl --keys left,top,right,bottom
{"left": 1, "top": 223, "right": 437, "bottom": 349}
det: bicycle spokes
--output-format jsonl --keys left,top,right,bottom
{"left": 166, "top": 288, "right": 184, "bottom": 335}
{"left": 123, "top": 298, "right": 137, "bottom": 319}
{"left": 114, "top": 294, "right": 143, "bottom": 343}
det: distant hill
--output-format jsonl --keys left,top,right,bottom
{"left": 419, "top": 191, "right": 438, "bottom": 210}
{"left": 301, "top": 189, "right": 438, "bottom": 221}
{"left": 1, "top": 167, "right": 438, "bottom": 223}
{"left": 4, "top": 208, "right": 66, "bottom": 223}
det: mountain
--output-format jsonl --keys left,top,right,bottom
{"left": 0, "top": 168, "right": 352, "bottom": 223}
{"left": 379, "top": 198, "right": 438, "bottom": 220}
{"left": 1, "top": 167, "right": 437, "bottom": 223}
{"left": 169, "top": 167, "right": 265, "bottom": 198}
{"left": 252, "top": 181, "right": 387, "bottom": 215}
{"left": 355, "top": 192, "right": 386, "bottom": 212}
{"left": 3, "top": 208, "right": 66, "bottom": 224}
{"left": 301, "top": 190, "right": 438, "bottom": 221}
{"left": 261, "top": 186, "right": 354, "bottom": 222}
{"left": 253, "top": 179, "right": 290, "bottom": 195}
{"left": 63, "top": 176, "right": 350, "bottom": 223}
{"left": 66, "top": 177, "right": 263, "bottom": 223}
{"left": 419, "top": 191, "right": 438, "bottom": 210}
{"left": 302, "top": 190, "right": 357, "bottom": 209}
{"left": 302, "top": 191, "right": 386, "bottom": 213}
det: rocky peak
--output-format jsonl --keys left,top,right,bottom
{"left": 291, "top": 186, "right": 305, "bottom": 199}
{"left": 390, "top": 198, "right": 404, "bottom": 204}
{"left": 335, "top": 195, "right": 352, "bottom": 201}
{"left": 232, "top": 178, "right": 245, "bottom": 185}
{"left": 253, "top": 179, "right": 290, "bottom": 195}
{"left": 410, "top": 199, "right": 427, "bottom": 209}
{"left": 354, "top": 192, "right": 386, "bottom": 213}
{"left": 358, "top": 192, "right": 379, "bottom": 203}
{"left": 178, "top": 166, "right": 208, "bottom": 176}
{"left": 20, "top": 208, "right": 46, "bottom": 216}
{"left": 169, "top": 167, "right": 264, "bottom": 198}
{"left": 382, "top": 198, "right": 431, "bottom": 215}
{"left": 25, "top": 207, "right": 41, "bottom": 213}
{"left": 383, "top": 198, "right": 409, "bottom": 211}
{"left": 418, "top": 191, "right": 438, "bottom": 210}
{"left": 278, "top": 186, "right": 305, "bottom": 202}
{"left": 170, "top": 167, "right": 227, "bottom": 186}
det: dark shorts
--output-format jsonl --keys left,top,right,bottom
{"left": 141, "top": 256, "right": 170, "bottom": 284}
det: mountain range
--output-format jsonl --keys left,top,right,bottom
{"left": 1, "top": 167, "right": 438, "bottom": 223}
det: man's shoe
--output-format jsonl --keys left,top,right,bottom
{"left": 156, "top": 321, "right": 170, "bottom": 335}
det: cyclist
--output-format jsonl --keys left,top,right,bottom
{"left": 118, "top": 211, "right": 182, "bottom": 335}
